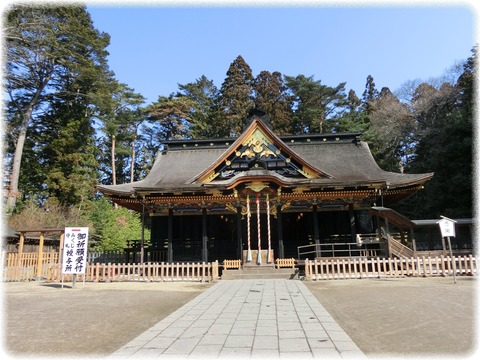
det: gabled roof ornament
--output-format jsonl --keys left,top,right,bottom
{"left": 190, "top": 118, "right": 332, "bottom": 184}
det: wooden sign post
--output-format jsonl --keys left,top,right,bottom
{"left": 437, "top": 216, "right": 457, "bottom": 284}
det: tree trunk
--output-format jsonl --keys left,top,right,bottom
{"left": 6, "top": 73, "right": 51, "bottom": 210}
{"left": 6, "top": 110, "right": 31, "bottom": 209}
{"left": 111, "top": 135, "right": 118, "bottom": 209}
{"left": 111, "top": 135, "right": 116, "bottom": 186}
{"left": 130, "top": 136, "right": 136, "bottom": 183}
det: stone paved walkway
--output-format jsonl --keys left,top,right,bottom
{"left": 110, "top": 279, "right": 365, "bottom": 359}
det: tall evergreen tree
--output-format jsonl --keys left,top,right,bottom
{"left": 361, "top": 74, "right": 379, "bottom": 115}
{"left": 145, "top": 95, "right": 194, "bottom": 140}
{"left": 253, "top": 71, "right": 293, "bottom": 134}
{"left": 177, "top": 76, "right": 226, "bottom": 139}
{"left": 284, "top": 75, "right": 347, "bottom": 134}
{"left": 218, "top": 55, "right": 255, "bottom": 136}
{"left": 4, "top": 4, "right": 111, "bottom": 209}
{"left": 97, "top": 82, "right": 145, "bottom": 186}
{"left": 334, "top": 89, "right": 368, "bottom": 133}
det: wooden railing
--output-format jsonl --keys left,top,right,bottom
{"left": 276, "top": 258, "right": 296, "bottom": 268}
{"left": 223, "top": 259, "right": 242, "bottom": 269}
{"left": 387, "top": 235, "right": 415, "bottom": 258}
{"left": 298, "top": 241, "right": 381, "bottom": 259}
{"left": 304, "top": 255, "right": 478, "bottom": 280}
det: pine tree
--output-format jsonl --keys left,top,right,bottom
{"left": 177, "top": 76, "right": 226, "bottom": 139}
{"left": 4, "top": 4, "right": 110, "bottom": 209}
{"left": 361, "top": 75, "right": 379, "bottom": 115}
{"left": 284, "top": 75, "right": 347, "bottom": 134}
{"left": 39, "top": 83, "right": 99, "bottom": 206}
{"left": 97, "top": 82, "right": 145, "bottom": 186}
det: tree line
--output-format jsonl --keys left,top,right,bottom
{"left": 3, "top": 4, "right": 474, "bottom": 251}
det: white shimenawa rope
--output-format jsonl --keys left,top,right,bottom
{"left": 256, "top": 194, "right": 261, "bottom": 265}
{"left": 246, "top": 195, "right": 252, "bottom": 262}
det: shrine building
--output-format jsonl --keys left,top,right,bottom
{"left": 97, "top": 117, "right": 433, "bottom": 264}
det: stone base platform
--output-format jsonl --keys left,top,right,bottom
{"left": 221, "top": 267, "right": 298, "bottom": 280}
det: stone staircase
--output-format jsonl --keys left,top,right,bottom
{"left": 221, "top": 264, "right": 299, "bottom": 280}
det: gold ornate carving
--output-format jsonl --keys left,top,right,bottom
{"left": 245, "top": 181, "right": 269, "bottom": 192}
{"left": 281, "top": 200, "right": 292, "bottom": 212}
{"left": 240, "top": 129, "right": 277, "bottom": 159}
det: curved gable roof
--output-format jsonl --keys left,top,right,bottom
{"left": 189, "top": 119, "right": 332, "bottom": 184}
{"left": 97, "top": 118, "right": 433, "bottom": 198}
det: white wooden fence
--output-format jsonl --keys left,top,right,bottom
{"left": 304, "top": 255, "right": 478, "bottom": 280}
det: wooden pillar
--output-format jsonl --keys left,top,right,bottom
{"left": 202, "top": 208, "right": 208, "bottom": 262}
{"left": 385, "top": 217, "right": 390, "bottom": 257}
{"left": 277, "top": 203, "right": 285, "bottom": 259}
{"left": 59, "top": 232, "right": 65, "bottom": 264}
{"left": 36, "top": 231, "right": 45, "bottom": 279}
{"left": 236, "top": 205, "right": 243, "bottom": 260}
{"left": 410, "top": 228, "right": 417, "bottom": 255}
{"left": 349, "top": 203, "right": 357, "bottom": 243}
{"left": 168, "top": 208, "right": 173, "bottom": 263}
{"left": 312, "top": 204, "right": 320, "bottom": 258}
{"left": 140, "top": 203, "right": 145, "bottom": 265}
{"left": 17, "top": 232, "right": 25, "bottom": 268}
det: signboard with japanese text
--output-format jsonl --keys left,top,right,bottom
{"left": 437, "top": 218, "right": 456, "bottom": 238}
{"left": 62, "top": 227, "right": 89, "bottom": 274}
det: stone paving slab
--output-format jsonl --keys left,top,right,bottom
{"left": 110, "top": 280, "right": 366, "bottom": 359}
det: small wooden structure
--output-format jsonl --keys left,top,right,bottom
{"left": 3, "top": 228, "right": 64, "bottom": 280}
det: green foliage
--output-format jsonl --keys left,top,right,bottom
{"left": 218, "top": 55, "right": 255, "bottom": 135}
{"left": 4, "top": 4, "right": 111, "bottom": 207}
{"left": 97, "top": 82, "right": 146, "bottom": 185}
{"left": 284, "top": 75, "right": 347, "bottom": 133}
{"left": 253, "top": 71, "right": 293, "bottom": 135}
{"left": 4, "top": 3, "right": 474, "bottom": 227}
{"left": 395, "top": 47, "right": 475, "bottom": 219}
{"left": 87, "top": 198, "right": 149, "bottom": 252}
{"left": 7, "top": 197, "right": 148, "bottom": 252}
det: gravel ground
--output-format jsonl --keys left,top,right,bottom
{"left": 305, "top": 276, "right": 477, "bottom": 357}
{"left": 2, "top": 281, "right": 210, "bottom": 358}
{"left": 2, "top": 276, "right": 477, "bottom": 359}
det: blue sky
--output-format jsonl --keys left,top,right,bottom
{"left": 86, "top": 2, "right": 476, "bottom": 105}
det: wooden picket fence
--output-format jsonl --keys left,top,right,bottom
{"left": 4, "top": 251, "right": 477, "bottom": 283}
{"left": 2, "top": 252, "right": 60, "bottom": 282}
{"left": 304, "top": 255, "right": 478, "bottom": 280}
{"left": 80, "top": 261, "right": 220, "bottom": 283}
{"left": 2, "top": 250, "right": 219, "bottom": 283}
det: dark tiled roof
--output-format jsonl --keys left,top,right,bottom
{"left": 98, "top": 139, "right": 431, "bottom": 195}
{"left": 97, "top": 120, "right": 432, "bottom": 196}
{"left": 290, "top": 142, "right": 432, "bottom": 187}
